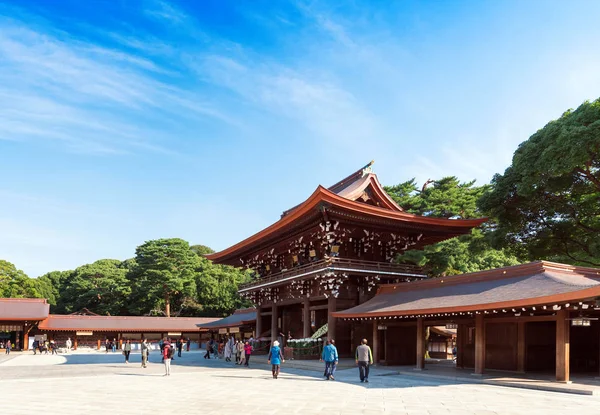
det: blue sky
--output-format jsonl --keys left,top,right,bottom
{"left": 1, "top": 0, "right": 600, "bottom": 277}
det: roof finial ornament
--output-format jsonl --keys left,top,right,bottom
{"left": 361, "top": 160, "right": 374, "bottom": 177}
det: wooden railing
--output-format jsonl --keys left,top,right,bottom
{"left": 238, "top": 257, "right": 424, "bottom": 291}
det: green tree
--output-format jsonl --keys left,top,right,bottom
{"left": 190, "top": 244, "right": 215, "bottom": 256}
{"left": 60, "top": 259, "right": 131, "bottom": 315}
{"left": 479, "top": 99, "right": 600, "bottom": 266}
{"left": 385, "top": 178, "right": 520, "bottom": 277}
{"left": 129, "top": 238, "right": 199, "bottom": 317}
{"left": 385, "top": 176, "right": 489, "bottom": 218}
{"left": 194, "top": 257, "right": 252, "bottom": 317}
{"left": 0, "top": 260, "right": 51, "bottom": 299}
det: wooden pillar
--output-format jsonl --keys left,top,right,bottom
{"left": 517, "top": 321, "right": 526, "bottom": 373}
{"left": 255, "top": 307, "right": 262, "bottom": 338}
{"left": 23, "top": 328, "right": 29, "bottom": 351}
{"left": 556, "top": 309, "right": 570, "bottom": 382}
{"left": 74, "top": 336, "right": 78, "bottom": 350}
{"left": 271, "top": 304, "right": 278, "bottom": 343}
{"left": 97, "top": 339, "right": 101, "bottom": 350}
{"left": 303, "top": 297, "right": 311, "bottom": 338}
{"left": 372, "top": 320, "right": 379, "bottom": 364}
{"left": 456, "top": 324, "right": 466, "bottom": 368}
{"left": 416, "top": 318, "right": 425, "bottom": 370}
{"left": 327, "top": 296, "right": 337, "bottom": 341}
{"left": 474, "top": 315, "right": 485, "bottom": 375}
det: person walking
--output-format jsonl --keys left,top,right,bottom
{"left": 243, "top": 341, "right": 252, "bottom": 367}
{"left": 204, "top": 339, "right": 212, "bottom": 359}
{"left": 238, "top": 340, "right": 246, "bottom": 366}
{"left": 321, "top": 339, "right": 339, "bottom": 381}
{"left": 123, "top": 340, "right": 132, "bottom": 364}
{"left": 355, "top": 338, "right": 374, "bottom": 383}
{"left": 141, "top": 338, "right": 149, "bottom": 368}
{"left": 105, "top": 338, "right": 110, "bottom": 354}
{"left": 32, "top": 339, "right": 39, "bottom": 355}
{"left": 212, "top": 339, "right": 219, "bottom": 359}
{"left": 177, "top": 338, "right": 183, "bottom": 358}
{"left": 163, "top": 339, "right": 172, "bottom": 376}
{"left": 235, "top": 340, "right": 242, "bottom": 364}
{"left": 112, "top": 338, "right": 117, "bottom": 353}
{"left": 65, "top": 337, "right": 72, "bottom": 353}
{"left": 267, "top": 340, "right": 285, "bottom": 379}
{"left": 224, "top": 336, "right": 234, "bottom": 362}
{"left": 5, "top": 340, "right": 11, "bottom": 355}
{"left": 186, "top": 338, "right": 191, "bottom": 352}
{"left": 50, "top": 339, "right": 57, "bottom": 355}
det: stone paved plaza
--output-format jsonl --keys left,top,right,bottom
{"left": 1, "top": 351, "right": 599, "bottom": 415}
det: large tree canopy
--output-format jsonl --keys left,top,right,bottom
{"left": 0, "top": 260, "right": 53, "bottom": 300}
{"left": 59, "top": 259, "right": 131, "bottom": 315}
{"left": 385, "top": 177, "right": 520, "bottom": 277}
{"left": 479, "top": 99, "right": 600, "bottom": 266}
{"left": 128, "top": 238, "right": 199, "bottom": 317}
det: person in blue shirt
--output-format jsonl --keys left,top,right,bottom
{"left": 268, "top": 340, "right": 285, "bottom": 379}
{"left": 321, "top": 339, "right": 339, "bottom": 380}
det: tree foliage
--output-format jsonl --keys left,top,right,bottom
{"left": 128, "top": 238, "right": 199, "bottom": 317}
{"left": 479, "top": 99, "right": 600, "bottom": 266}
{"left": 59, "top": 259, "right": 131, "bottom": 315}
{"left": 0, "top": 260, "right": 53, "bottom": 300}
{"left": 385, "top": 177, "right": 520, "bottom": 277}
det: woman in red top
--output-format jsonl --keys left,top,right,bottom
{"left": 163, "top": 340, "right": 172, "bottom": 376}
{"left": 243, "top": 341, "right": 252, "bottom": 367}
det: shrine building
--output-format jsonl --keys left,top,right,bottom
{"left": 206, "top": 162, "right": 485, "bottom": 357}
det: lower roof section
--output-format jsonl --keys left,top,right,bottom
{"left": 0, "top": 298, "right": 49, "bottom": 321}
{"left": 333, "top": 261, "right": 600, "bottom": 318}
{"left": 37, "top": 315, "right": 220, "bottom": 332}
{"left": 197, "top": 308, "right": 256, "bottom": 330}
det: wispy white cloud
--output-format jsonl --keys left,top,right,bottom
{"left": 0, "top": 13, "right": 226, "bottom": 155}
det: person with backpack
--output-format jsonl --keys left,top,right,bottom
{"left": 321, "top": 339, "right": 339, "bottom": 380}
{"left": 267, "top": 340, "right": 285, "bottom": 379}
{"left": 162, "top": 338, "right": 172, "bottom": 376}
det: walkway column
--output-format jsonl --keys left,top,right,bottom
{"left": 327, "top": 296, "right": 337, "bottom": 341}
{"left": 416, "top": 317, "right": 425, "bottom": 370}
{"left": 74, "top": 336, "right": 78, "bottom": 350}
{"left": 271, "top": 303, "right": 278, "bottom": 343}
{"left": 23, "top": 330, "right": 29, "bottom": 351}
{"left": 556, "top": 309, "right": 570, "bottom": 382}
{"left": 97, "top": 339, "right": 101, "bottom": 350}
{"left": 303, "top": 297, "right": 311, "bottom": 338}
{"left": 456, "top": 324, "right": 466, "bottom": 368}
{"left": 517, "top": 321, "right": 526, "bottom": 373}
{"left": 474, "top": 314, "right": 485, "bottom": 375}
{"left": 372, "top": 320, "right": 379, "bottom": 364}
{"left": 255, "top": 307, "right": 262, "bottom": 338}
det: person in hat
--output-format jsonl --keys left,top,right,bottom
{"left": 268, "top": 340, "right": 285, "bottom": 379}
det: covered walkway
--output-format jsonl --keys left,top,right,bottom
{"left": 333, "top": 261, "right": 600, "bottom": 383}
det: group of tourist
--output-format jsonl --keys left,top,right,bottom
{"left": 204, "top": 335, "right": 373, "bottom": 383}
{"left": 204, "top": 336, "right": 254, "bottom": 366}
{"left": 30, "top": 338, "right": 66, "bottom": 355}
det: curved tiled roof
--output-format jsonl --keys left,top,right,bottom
{"left": 333, "top": 261, "right": 600, "bottom": 318}
{"left": 197, "top": 308, "right": 256, "bottom": 329}
{"left": 38, "top": 315, "right": 220, "bottom": 332}
{"left": 0, "top": 298, "right": 49, "bottom": 320}
{"left": 207, "top": 182, "right": 486, "bottom": 264}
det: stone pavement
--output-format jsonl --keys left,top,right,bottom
{"left": 2, "top": 351, "right": 600, "bottom": 415}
